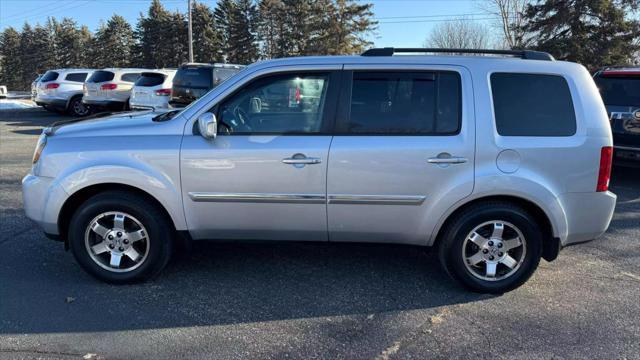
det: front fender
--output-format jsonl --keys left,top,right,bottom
{"left": 52, "top": 165, "right": 187, "bottom": 231}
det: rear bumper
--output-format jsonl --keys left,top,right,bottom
{"left": 83, "top": 99, "right": 125, "bottom": 110}
{"left": 613, "top": 145, "right": 640, "bottom": 167}
{"left": 35, "top": 97, "right": 67, "bottom": 110}
{"left": 559, "top": 191, "right": 617, "bottom": 246}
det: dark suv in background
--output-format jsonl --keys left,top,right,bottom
{"left": 594, "top": 67, "right": 640, "bottom": 166}
{"left": 169, "top": 63, "right": 244, "bottom": 107}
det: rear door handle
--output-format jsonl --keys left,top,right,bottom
{"left": 282, "top": 154, "right": 322, "bottom": 165}
{"left": 427, "top": 156, "right": 468, "bottom": 164}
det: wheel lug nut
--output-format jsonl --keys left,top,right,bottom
{"left": 123, "top": 239, "right": 129, "bottom": 244}
{"left": 108, "top": 244, "right": 115, "bottom": 249}
{"left": 489, "top": 255, "right": 495, "bottom": 260}
{"left": 488, "top": 241, "right": 494, "bottom": 246}
{"left": 498, "top": 252, "right": 504, "bottom": 256}
{"left": 119, "top": 247, "right": 124, "bottom": 251}
{"left": 497, "top": 243, "right": 503, "bottom": 248}
{"left": 108, "top": 235, "right": 113, "bottom": 240}
{"left": 482, "top": 249, "right": 489, "bottom": 254}
{"left": 117, "top": 232, "right": 122, "bottom": 237}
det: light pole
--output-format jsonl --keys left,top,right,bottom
{"left": 187, "top": 0, "right": 193, "bottom": 63}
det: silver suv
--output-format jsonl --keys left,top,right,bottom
{"left": 34, "top": 69, "right": 94, "bottom": 116}
{"left": 22, "top": 48, "right": 616, "bottom": 293}
{"left": 83, "top": 68, "right": 145, "bottom": 111}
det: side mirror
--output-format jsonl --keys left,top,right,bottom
{"left": 197, "top": 112, "right": 217, "bottom": 140}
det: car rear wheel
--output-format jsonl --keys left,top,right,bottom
{"left": 68, "top": 190, "right": 173, "bottom": 283}
{"left": 68, "top": 96, "right": 90, "bottom": 117}
{"left": 438, "top": 202, "right": 542, "bottom": 293}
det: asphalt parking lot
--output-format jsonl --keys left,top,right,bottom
{"left": 1, "top": 104, "right": 639, "bottom": 359}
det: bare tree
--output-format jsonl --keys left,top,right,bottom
{"left": 425, "top": 18, "right": 490, "bottom": 49}
{"left": 479, "top": 0, "right": 530, "bottom": 49}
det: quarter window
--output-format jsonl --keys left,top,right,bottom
{"left": 344, "top": 71, "right": 461, "bottom": 135}
{"left": 121, "top": 73, "right": 141, "bottom": 83}
{"left": 65, "top": 73, "right": 88, "bottom": 82}
{"left": 491, "top": 73, "right": 576, "bottom": 136}
{"left": 218, "top": 73, "right": 330, "bottom": 134}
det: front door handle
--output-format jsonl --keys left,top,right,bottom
{"left": 427, "top": 156, "right": 468, "bottom": 164}
{"left": 282, "top": 154, "right": 322, "bottom": 165}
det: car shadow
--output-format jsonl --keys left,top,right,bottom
{"left": 0, "top": 232, "right": 491, "bottom": 334}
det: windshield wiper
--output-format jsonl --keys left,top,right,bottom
{"left": 152, "top": 109, "right": 181, "bottom": 122}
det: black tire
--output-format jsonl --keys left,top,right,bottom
{"left": 68, "top": 190, "right": 173, "bottom": 283}
{"left": 67, "top": 96, "right": 91, "bottom": 117}
{"left": 437, "top": 201, "right": 542, "bottom": 294}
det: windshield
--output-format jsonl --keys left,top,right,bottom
{"left": 595, "top": 75, "right": 640, "bottom": 106}
{"left": 174, "top": 65, "right": 253, "bottom": 116}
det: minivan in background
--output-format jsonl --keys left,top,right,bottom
{"left": 34, "top": 69, "right": 95, "bottom": 116}
{"left": 593, "top": 66, "right": 640, "bottom": 166}
{"left": 83, "top": 68, "right": 144, "bottom": 111}
{"left": 169, "top": 63, "right": 244, "bottom": 107}
{"left": 129, "top": 69, "right": 177, "bottom": 110}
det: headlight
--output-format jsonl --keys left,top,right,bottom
{"left": 32, "top": 133, "right": 47, "bottom": 164}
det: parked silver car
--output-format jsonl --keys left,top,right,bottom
{"left": 34, "top": 69, "right": 94, "bottom": 116}
{"left": 129, "top": 69, "right": 177, "bottom": 110}
{"left": 22, "top": 48, "right": 616, "bottom": 293}
{"left": 83, "top": 68, "right": 145, "bottom": 111}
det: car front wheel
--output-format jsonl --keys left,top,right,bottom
{"left": 438, "top": 202, "right": 542, "bottom": 293}
{"left": 68, "top": 190, "right": 172, "bottom": 283}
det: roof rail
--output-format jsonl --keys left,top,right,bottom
{"left": 361, "top": 47, "right": 555, "bottom": 61}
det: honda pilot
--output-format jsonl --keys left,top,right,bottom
{"left": 23, "top": 48, "right": 616, "bottom": 293}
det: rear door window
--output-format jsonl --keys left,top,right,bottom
{"left": 121, "top": 73, "right": 141, "bottom": 83}
{"left": 174, "top": 67, "right": 213, "bottom": 89}
{"left": 65, "top": 73, "right": 88, "bottom": 82}
{"left": 40, "top": 71, "right": 59, "bottom": 82}
{"left": 87, "top": 71, "right": 115, "bottom": 83}
{"left": 134, "top": 73, "right": 166, "bottom": 87}
{"left": 491, "top": 73, "right": 576, "bottom": 136}
{"left": 342, "top": 71, "right": 461, "bottom": 135}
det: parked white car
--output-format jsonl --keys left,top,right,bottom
{"left": 129, "top": 69, "right": 177, "bottom": 110}
{"left": 34, "top": 69, "right": 94, "bottom": 116}
{"left": 0, "top": 85, "right": 7, "bottom": 99}
{"left": 83, "top": 68, "right": 145, "bottom": 111}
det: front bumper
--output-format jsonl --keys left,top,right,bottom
{"left": 22, "top": 174, "right": 68, "bottom": 236}
{"left": 559, "top": 191, "right": 617, "bottom": 246}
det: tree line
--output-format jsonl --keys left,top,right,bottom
{"left": 427, "top": 0, "right": 639, "bottom": 70}
{"left": 0, "top": 0, "right": 376, "bottom": 91}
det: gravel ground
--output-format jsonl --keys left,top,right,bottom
{"left": 1, "top": 106, "right": 639, "bottom": 360}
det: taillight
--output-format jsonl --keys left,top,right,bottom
{"left": 596, "top": 146, "right": 613, "bottom": 192}
{"left": 45, "top": 83, "right": 59, "bottom": 89}
{"left": 100, "top": 83, "right": 117, "bottom": 90}
{"left": 155, "top": 88, "right": 171, "bottom": 96}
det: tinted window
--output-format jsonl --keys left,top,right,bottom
{"left": 121, "top": 73, "right": 141, "bottom": 83}
{"left": 218, "top": 73, "right": 329, "bottom": 134}
{"left": 40, "top": 71, "right": 59, "bottom": 82}
{"left": 87, "top": 71, "right": 115, "bottom": 83}
{"left": 214, "top": 68, "right": 242, "bottom": 85}
{"left": 595, "top": 75, "right": 640, "bottom": 106}
{"left": 65, "top": 72, "right": 88, "bottom": 82}
{"left": 174, "top": 67, "right": 212, "bottom": 88}
{"left": 346, "top": 71, "right": 461, "bottom": 135}
{"left": 134, "top": 73, "right": 165, "bottom": 87}
{"left": 491, "top": 73, "right": 576, "bottom": 136}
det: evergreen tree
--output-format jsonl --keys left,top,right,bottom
{"left": 92, "top": 15, "right": 135, "bottom": 68}
{"left": 228, "top": 0, "right": 259, "bottom": 63}
{"left": 192, "top": 1, "right": 224, "bottom": 63}
{"left": 0, "top": 27, "right": 24, "bottom": 90}
{"left": 323, "top": 0, "right": 376, "bottom": 55}
{"left": 20, "top": 21, "right": 56, "bottom": 89}
{"left": 135, "top": 0, "right": 172, "bottom": 68}
{"left": 214, "top": 0, "right": 236, "bottom": 61}
{"left": 257, "top": 0, "right": 286, "bottom": 59}
{"left": 522, "top": 0, "right": 640, "bottom": 69}
{"left": 165, "top": 11, "right": 189, "bottom": 67}
{"left": 54, "top": 18, "right": 92, "bottom": 68}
